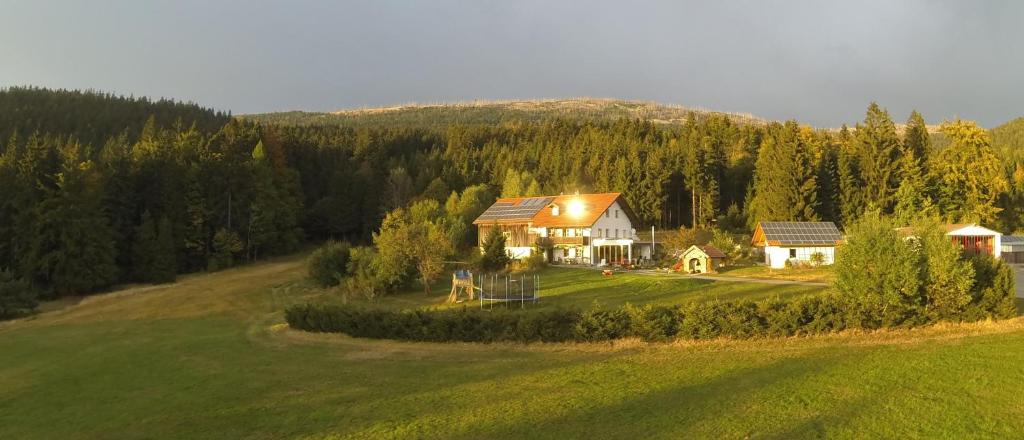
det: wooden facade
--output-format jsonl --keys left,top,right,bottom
{"left": 477, "top": 224, "right": 537, "bottom": 248}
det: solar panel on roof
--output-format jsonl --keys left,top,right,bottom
{"left": 474, "top": 197, "right": 555, "bottom": 222}
{"left": 759, "top": 221, "right": 841, "bottom": 246}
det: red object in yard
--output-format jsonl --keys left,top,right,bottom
{"left": 602, "top": 269, "right": 614, "bottom": 277}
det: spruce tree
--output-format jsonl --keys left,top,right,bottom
{"left": 836, "top": 125, "right": 864, "bottom": 227}
{"left": 479, "top": 227, "right": 510, "bottom": 272}
{"left": 25, "top": 150, "right": 119, "bottom": 296}
{"left": 131, "top": 211, "right": 177, "bottom": 283}
{"left": 853, "top": 103, "right": 902, "bottom": 213}
{"left": 746, "top": 121, "right": 819, "bottom": 226}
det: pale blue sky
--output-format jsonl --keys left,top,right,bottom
{"left": 1, "top": 0, "right": 1021, "bottom": 126}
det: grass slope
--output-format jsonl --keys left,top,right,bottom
{"left": 2, "top": 255, "right": 1024, "bottom": 439}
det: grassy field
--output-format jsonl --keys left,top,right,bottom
{"left": 2, "top": 255, "right": 1024, "bottom": 439}
{"left": 714, "top": 265, "right": 835, "bottom": 283}
{"left": 360, "top": 266, "right": 823, "bottom": 311}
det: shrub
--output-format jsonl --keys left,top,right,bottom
{"left": 625, "top": 304, "right": 679, "bottom": 341}
{"left": 574, "top": 306, "right": 631, "bottom": 341}
{"left": 809, "top": 252, "right": 825, "bottom": 267}
{"left": 284, "top": 303, "right": 580, "bottom": 343}
{"left": 307, "top": 241, "right": 352, "bottom": 287}
{"left": 520, "top": 250, "right": 547, "bottom": 272}
{"left": 833, "top": 212, "right": 923, "bottom": 326}
{"left": 0, "top": 270, "right": 38, "bottom": 319}
{"left": 964, "top": 254, "right": 1018, "bottom": 320}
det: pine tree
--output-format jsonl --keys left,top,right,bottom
{"left": 479, "top": 227, "right": 511, "bottom": 272}
{"left": 746, "top": 121, "right": 819, "bottom": 226}
{"left": 131, "top": 211, "right": 177, "bottom": 283}
{"left": 853, "top": 103, "right": 902, "bottom": 213}
{"left": 209, "top": 228, "right": 244, "bottom": 271}
{"left": 24, "top": 149, "right": 119, "bottom": 296}
{"left": 816, "top": 141, "right": 841, "bottom": 223}
{"left": 836, "top": 125, "right": 864, "bottom": 227}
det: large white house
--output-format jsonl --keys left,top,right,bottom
{"left": 752, "top": 221, "right": 843, "bottom": 269}
{"left": 473, "top": 192, "right": 649, "bottom": 265}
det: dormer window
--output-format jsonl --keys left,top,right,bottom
{"left": 551, "top": 204, "right": 559, "bottom": 216}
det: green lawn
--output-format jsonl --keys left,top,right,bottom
{"left": 715, "top": 264, "right": 835, "bottom": 283}
{"left": 361, "top": 266, "right": 824, "bottom": 311}
{"left": 2, "top": 254, "right": 1024, "bottom": 439}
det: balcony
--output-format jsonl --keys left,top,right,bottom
{"left": 548, "top": 236, "right": 588, "bottom": 246}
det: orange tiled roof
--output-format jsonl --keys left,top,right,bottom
{"left": 472, "top": 192, "right": 638, "bottom": 227}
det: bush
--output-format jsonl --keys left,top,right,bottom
{"left": 964, "top": 254, "right": 1018, "bottom": 320}
{"left": 625, "top": 304, "right": 679, "bottom": 341}
{"left": 0, "top": 270, "right": 38, "bottom": 319}
{"left": 286, "top": 265, "right": 1017, "bottom": 343}
{"left": 285, "top": 303, "right": 580, "bottom": 343}
{"left": 307, "top": 241, "right": 352, "bottom": 287}
{"left": 574, "top": 306, "right": 631, "bottom": 341}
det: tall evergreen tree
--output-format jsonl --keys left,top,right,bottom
{"left": 24, "top": 147, "right": 119, "bottom": 296}
{"left": 131, "top": 211, "right": 177, "bottom": 283}
{"left": 853, "top": 103, "right": 902, "bottom": 213}
{"left": 746, "top": 121, "right": 819, "bottom": 226}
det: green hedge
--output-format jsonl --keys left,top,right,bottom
{"left": 285, "top": 260, "right": 1017, "bottom": 343}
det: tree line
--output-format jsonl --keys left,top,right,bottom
{"left": 2, "top": 88, "right": 1023, "bottom": 310}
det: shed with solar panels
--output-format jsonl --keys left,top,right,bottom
{"left": 751, "top": 221, "right": 844, "bottom": 269}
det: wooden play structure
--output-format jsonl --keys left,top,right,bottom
{"left": 447, "top": 270, "right": 476, "bottom": 304}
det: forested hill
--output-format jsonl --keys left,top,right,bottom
{"left": 2, "top": 86, "right": 1023, "bottom": 306}
{"left": 242, "top": 98, "right": 770, "bottom": 129}
{"left": 0, "top": 87, "right": 231, "bottom": 146}
{"left": 992, "top": 117, "right": 1024, "bottom": 162}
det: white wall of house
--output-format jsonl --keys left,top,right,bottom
{"left": 505, "top": 246, "right": 534, "bottom": 259}
{"left": 764, "top": 245, "right": 835, "bottom": 269}
{"left": 591, "top": 200, "right": 636, "bottom": 241}
{"left": 589, "top": 200, "right": 638, "bottom": 265}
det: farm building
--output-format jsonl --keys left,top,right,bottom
{"left": 897, "top": 224, "right": 1003, "bottom": 259}
{"left": 679, "top": 245, "right": 726, "bottom": 274}
{"left": 1000, "top": 236, "right": 1023, "bottom": 263}
{"left": 751, "top": 221, "right": 843, "bottom": 269}
{"left": 473, "top": 192, "right": 650, "bottom": 265}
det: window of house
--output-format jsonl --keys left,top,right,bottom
{"left": 605, "top": 228, "right": 610, "bottom": 238}
{"left": 789, "top": 248, "right": 797, "bottom": 259}
{"left": 604, "top": 210, "right": 609, "bottom": 218}
{"left": 615, "top": 210, "right": 619, "bottom": 219}
{"left": 615, "top": 229, "right": 619, "bottom": 239}
{"left": 596, "top": 229, "right": 602, "bottom": 238}
{"left": 567, "top": 228, "right": 575, "bottom": 237}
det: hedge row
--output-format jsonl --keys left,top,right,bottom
{"left": 284, "top": 287, "right": 1017, "bottom": 343}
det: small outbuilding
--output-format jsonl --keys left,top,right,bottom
{"left": 1000, "top": 236, "right": 1023, "bottom": 264}
{"left": 679, "top": 245, "right": 727, "bottom": 274}
{"left": 752, "top": 221, "right": 843, "bottom": 269}
{"left": 897, "top": 223, "right": 1003, "bottom": 259}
